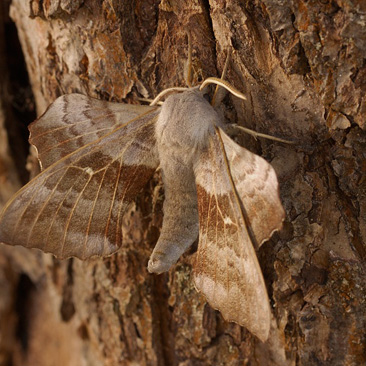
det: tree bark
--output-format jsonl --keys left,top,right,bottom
{"left": 0, "top": 0, "right": 365, "bottom": 365}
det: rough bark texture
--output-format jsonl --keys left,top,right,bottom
{"left": 0, "top": 0, "right": 365, "bottom": 365}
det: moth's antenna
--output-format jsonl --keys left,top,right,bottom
{"left": 211, "top": 50, "right": 231, "bottom": 107}
{"left": 186, "top": 31, "right": 193, "bottom": 88}
{"left": 150, "top": 87, "right": 190, "bottom": 106}
{"left": 227, "top": 124, "right": 294, "bottom": 144}
{"left": 137, "top": 97, "right": 164, "bottom": 106}
{"left": 200, "top": 77, "right": 247, "bottom": 101}
{"left": 202, "top": 76, "right": 293, "bottom": 144}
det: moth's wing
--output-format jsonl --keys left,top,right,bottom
{"left": 29, "top": 93, "right": 156, "bottom": 169}
{"left": 193, "top": 128, "right": 271, "bottom": 342}
{"left": 0, "top": 110, "right": 159, "bottom": 260}
{"left": 219, "top": 129, "right": 285, "bottom": 248}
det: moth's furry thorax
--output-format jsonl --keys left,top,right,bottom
{"left": 0, "top": 82, "right": 285, "bottom": 342}
{"left": 155, "top": 89, "right": 220, "bottom": 154}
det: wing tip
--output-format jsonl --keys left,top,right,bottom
{"left": 258, "top": 210, "right": 286, "bottom": 247}
{"left": 193, "top": 274, "right": 271, "bottom": 342}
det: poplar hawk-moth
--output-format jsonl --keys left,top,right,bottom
{"left": 0, "top": 78, "right": 284, "bottom": 342}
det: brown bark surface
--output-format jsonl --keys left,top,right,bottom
{"left": 0, "top": 0, "right": 365, "bottom": 365}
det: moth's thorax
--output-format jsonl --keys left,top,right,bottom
{"left": 155, "top": 89, "right": 220, "bottom": 155}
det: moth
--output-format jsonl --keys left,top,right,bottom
{"left": 0, "top": 70, "right": 284, "bottom": 342}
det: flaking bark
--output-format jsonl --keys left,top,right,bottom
{"left": 0, "top": 0, "right": 365, "bottom": 365}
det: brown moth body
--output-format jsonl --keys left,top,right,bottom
{"left": 0, "top": 80, "right": 284, "bottom": 342}
{"left": 148, "top": 89, "right": 217, "bottom": 273}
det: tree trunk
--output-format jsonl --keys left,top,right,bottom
{"left": 0, "top": 0, "right": 365, "bottom": 365}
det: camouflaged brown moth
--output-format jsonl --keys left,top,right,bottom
{"left": 0, "top": 46, "right": 285, "bottom": 342}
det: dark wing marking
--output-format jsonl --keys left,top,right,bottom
{"left": 0, "top": 109, "right": 159, "bottom": 260}
{"left": 193, "top": 127, "right": 271, "bottom": 342}
{"left": 29, "top": 93, "right": 156, "bottom": 169}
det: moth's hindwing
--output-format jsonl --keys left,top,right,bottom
{"left": 193, "top": 127, "right": 273, "bottom": 342}
{"left": 219, "top": 129, "right": 285, "bottom": 248}
{"left": 29, "top": 94, "right": 156, "bottom": 170}
{"left": 0, "top": 106, "right": 159, "bottom": 260}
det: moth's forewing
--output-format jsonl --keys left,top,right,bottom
{"left": 193, "top": 128, "right": 271, "bottom": 342}
{"left": 219, "top": 129, "right": 285, "bottom": 248}
{"left": 0, "top": 109, "right": 159, "bottom": 260}
{"left": 29, "top": 94, "right": 156, "bottom": 170}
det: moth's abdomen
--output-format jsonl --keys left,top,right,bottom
{"left": 148, "top": 90, "right": 222, "bottom": 273}
{"left": 148, "top": 156, "right": 199, "bottom": 273}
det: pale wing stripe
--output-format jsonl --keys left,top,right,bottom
{"left": 42, "top": 122, "right": 136, "bottom": 255}
{"left": 10, "top": 176, "right": 48, "bottom": 242}
{"left": 104, "top": 155, "right": 123, "bottom": 256}
{"left": 55, "top": 115, "right": 156, "bottom": 256}
{"left": 228, "top": 193, "right": 242, "bottom": 315}
{"left": 7, "top": 111, "right": 156, "bottom": 256}
{"left": 215, "top": 138, "right": 239, "bottom": 308}
{"left": 82, "top": 167, "right": 108, "bottom": 258}
{"left": 63, "top": 99, "right": 113, "bottom": 129}
{"left": 223, "top": 207, "right": 231, "bottom": 303}
{"left": 67, "top": 117, "right": 156, "bottom": 174}
{"left": 198, "top": 177, "right": 214, "bottom": 284}
{"left": 34, "top": 111, "right": 157, "bottom": 178}
{"left": 216, "top": 130, "right": 246, "bottom": 316}
{"left": 220, "top": 164, "right": 231, "bottom": 301}
{"left": 44, "top": 113, "right": 153, "bottom": 253}
{"left": 212, "top": 157, "right": 220, "bottom": 306}
{"left": 44, "top": 171, "right": 89, "bottom": 250}
{"left": 233, "top": 172, "right": 254, "bottom": 316}
{"left": 60, "top": 175, "right": 93, "bottom": 257}
{"left": 26, "top": 167, "right": 73, "bottom": 247}
{"left": 11, "top": 169, "right": 68, "bottom": 243}
{"left": 39, "top": 126, "right": 113, "bottom": 155}
{"left": 70, "top": 132, "right": 132, "bottom": 168}
{"left": 31, "top": 112, "right": 116, "bottom": 139}
{"left": 222, "top": 132, "right": 267, "bottom": 319}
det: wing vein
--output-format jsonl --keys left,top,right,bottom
{"left": 67, "top": 118, "right": 156, "bottom": 173}
{"left": 11, "top": 173, "right": 54, "bottom": 243}
{"left": 26, "top": 168, "right": 71, "bottom": 247}
{"left": 82, "top": 168, "right": 108, "bottom": 258}
{"left": 104, "top": 156, "right": 123, "bottom": 256}
{"left": 39, "top": 126, "right": 113, "bottom": 155}
{"left": 212, "top": 143, "right": 219, "bottom": 305}
{"left": 44, "top": 171, "right": 88, "bottom": 250}
{"left": 31, "top": 111, "right": 116, "bottom": 139}
{"left": 60, "top": 174, "right": 92, "bottom": 257}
